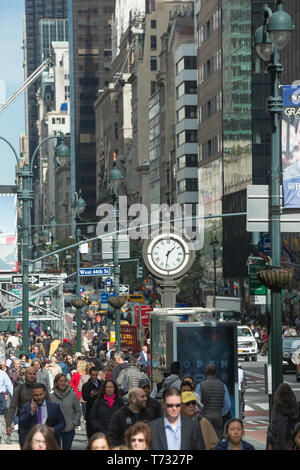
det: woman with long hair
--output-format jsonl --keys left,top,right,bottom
{"left": 22, "top": 424, "right": 60, "bottom": 450}
{"left": 86, "top": 432, "right": 110, "bottom": 450}
{"left": 50, "top": 373, "right": 82, "bottom": 450}
{"left": 89, "top": 380, "right": 124, "bottom": 435}
{"left": 267, "top": 382, "right": 300, "bottom": 450}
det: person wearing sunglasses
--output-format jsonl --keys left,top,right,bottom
{"left": 181, "top": 391, "right": 218, "bottom": 450}
{"left": 148, "top": 387, "right": 205, "bottom": 450}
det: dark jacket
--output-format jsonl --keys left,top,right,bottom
{"left": 110, "top": 362, "right": 128, "bottom": 383}
{"left": 199, "top": 376, "right": 225, "bottom": 438}
{"left": 214, "top": 439, "right": 255, "bottom": 450}
{"left": 90, "top": 395, "right": 124, "bottom": 435}
{"left": 81, "top": 378, "right": 102, "bottom": 419}
{"left": 146, "top": 396, "right": 162, "bottom": 421}
{"left": 107, "top": 404, "right": 152, "bottom": 446}
{"left": 149, "top": 415, "right": 205, "bottom": 451}
{"left": 6, "top": 380, "right": 39, "bottom": 426}
{"left": 19, "top": 400, "right": 65, "bottom": 447}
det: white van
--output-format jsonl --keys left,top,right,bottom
{"left": 237, "top": 325, "right": 258, "bottom": 361}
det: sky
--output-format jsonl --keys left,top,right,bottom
{"left": 0, "top": 0, "right": 25, "bottom": 185}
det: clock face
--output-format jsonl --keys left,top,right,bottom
{"left": 144, "top": 231, "right": 194, "bottom": 278}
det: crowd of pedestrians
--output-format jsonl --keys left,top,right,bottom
{"left": 0, "top": 329, "right": 300, "bottom": 451}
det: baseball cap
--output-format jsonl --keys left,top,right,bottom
{"left": 181, "top": 391, "right": 197, "bottom": 404}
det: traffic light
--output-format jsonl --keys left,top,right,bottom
{"left": 136, "top": 264, "right": 143, "bottom": 278}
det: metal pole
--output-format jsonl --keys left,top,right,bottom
{"left": 112, "top": 190, "right": 121, "bottom": 352}
{"left": 76, "top": 226, "right": 82, "bottom": 353}
{"left": 267, "top": 46, "right": 283, "bottom": 403}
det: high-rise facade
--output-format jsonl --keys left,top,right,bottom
{"left": 68, "top": 0, "right": 115, "bottom": 231}
{"left": 25, "top": 0, "right": 68, "bottom": 161}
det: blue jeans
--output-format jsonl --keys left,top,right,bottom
{"left": 58, "top": 430, "right": 75, "bottom": 450}
{"left": 0, "top": 393, "right": 7, "bottom": 417}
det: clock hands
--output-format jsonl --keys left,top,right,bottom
{"left": 165, "top": 245, "right": 176, "bottom": 267}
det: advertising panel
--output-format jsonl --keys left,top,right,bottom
{"left": 282, "top": 85, "right": 300, "bottom": 208}
{"left": 173, "top": 323, "right": 238, "bottom": 418}
{"left": 0, "top": 193, "right": 18, "bottom": 272}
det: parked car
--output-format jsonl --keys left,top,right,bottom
{"left": 282, "top": 336, "right": 300, "bottom": 373}
{"left": 237, "top": 325, "right": 258, "bottom": 361}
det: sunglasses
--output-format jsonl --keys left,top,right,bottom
{"left": 166, "top": 403, "right": 181, "bottom": 408}
{"left": 131, "top": 438, "right": 146, "bottom": 443}
{"left": 183, "top": 401, "right": 196, "bottom": 406}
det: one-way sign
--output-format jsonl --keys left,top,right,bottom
{"left": 12, "top": 275, "right": 40, "bottom": 285}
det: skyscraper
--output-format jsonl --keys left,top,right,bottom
{"left": 24, "top": 0, "right": 68, "bottom": 161}
{"left": 68, "top": 0, "right": 115, "bottom": 231}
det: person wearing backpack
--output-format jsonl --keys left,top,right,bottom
{"left": 116, "top": 356, "right": 147, "bottom": 399}
{"left": 266, "top": 382, "right": 300, "bottom": 450}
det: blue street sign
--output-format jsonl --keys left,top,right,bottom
{"left": 100, "top": 291, "right": 108, "bottom": 303}
{"left": 104, "top": 277, "right": 114, "bottom": 287}
{"left": 80, "top": 286, "right": 85, "bottom": 294}
{"left": 258, "top": 234, "right": 271, "bottom": 256}
{"left": 78, "top": 267, "right": 111, "bottom": 277}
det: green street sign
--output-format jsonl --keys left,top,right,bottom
{"left": 248, "top": 258, "right": 267, "bottom": 296}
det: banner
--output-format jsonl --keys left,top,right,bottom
{"left": 0, "top": 193, "right": 18, "bottom": 272}
{"left": 282, "top": 85, "right": 300, "bottom": 208}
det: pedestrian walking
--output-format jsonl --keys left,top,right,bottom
{"left": 155, "top": 361, "right": 182, "bottom": 399}
{"left": 148, "top": 387, "right": 205, "bottom": 450}
{"left": 36, "top": 360, "right": 51, "bottom": 393}
{"left": 214, "top": 418, "right": 255, "bottom": 450}
{"left": 90, "top": 379, "right": 124, "bottom": 436}
{"left": 81, "top": 366, "right": 102, "bottom": 438}
{"left": 110, "top": 351, "right": 128, "bottom": 383}
{"left": 138, "top": 378, "right": 162, "bottom": 421}
{"left": 19, "top": 382, "right": 65, "bottom": 448}
{"left": 86, "top": 432, "right": 110, "bottom": 450}
{"left": 116, "top": 356, "right": 148, "bottom": 399}
{"left": 50, "top": 373, "right": 81, "bottom": 450}
{"left": 195, "top": 364, "right": 231, "bottom": 439}
{"left": 107, "top": 387, "right": 151, "bottom": 446}
{"left": 0, "top": 366, "right": 13, "bottom": 444}
{"left": 6, "top": 366, "right": 38, "bottom": 447}
{"left": 22, "top": 423, "right": 60, "bottom": 450}
{"left": 70, "top": 360, "right": 86, "bottom": 402}
{"left": 181, "top": 391, "right": 218, "bottom": 450}
{"left": 266, "top": 382, "right": 300, "bottom": 450}
{"left": 125, "top": 421, "right": 153, "bottom": 450}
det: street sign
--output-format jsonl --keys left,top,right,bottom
{"left": 78, "top": 267, "right": 111, "bottom": 277}
{"left": 250, "top": 295, "right": 267, "bottom": 305}
{"left": 104, "top": 277, "right": 114, "bottom": 287}
{"left": 12, "top": 275, "right": 40, "bottom": 285}
{"left": 119, "top": 284, "right": 129, "bottom": 294}
{"left": 258, "top": 233, "right": 271, "bottom": 256}
{"left": 248, "top": 258, "right": 267, "bottom": 296}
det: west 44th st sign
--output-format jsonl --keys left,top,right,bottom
{"left": 78, "top": 267, "right": 111, "bottom": 277}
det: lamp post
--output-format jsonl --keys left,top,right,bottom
{"left": 0, "top": 133, "right": 69, "bottom": 355}
{"left": 109, "top": 155, "right": 123, "bottom": 352}
{"left": 72, "top": 190, "right": 87, "bottom": 353}
{"left": 210, "top": 237, "right": 219, "bottom": 298}
{"left": 254, "top": 0, "right": 294, "bottom": 401}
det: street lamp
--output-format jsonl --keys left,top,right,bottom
{"left": 0, "top": 133, "right": 69, "bottom": 355}
{"left": 109, "top": 154, "right": 123, "bottom": 352}
{"left": 210, "top": 237, "right": 219, "bottom": 298}
{"left": 72, "top": 189, "right": 87, "bottom": 353}
{"left": 254, "top": 0, "right": 294, "bottom": 402}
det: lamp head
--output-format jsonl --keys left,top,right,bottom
{"left": 109, "top": 153, "right": 123, "bottom": 193}
{"left": 267, "top": 2, "right": 295, "bottom": 49}
{"left": 254, "top": 25, "right": 273, "bottom": 61}
{"left": 55, "top": 134, "right": 70, "bottom": 166}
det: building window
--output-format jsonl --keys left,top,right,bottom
{"left": 178, "top": 154, "right": 198, "bottom": 169}
{"left": 114, "top": 123, "right": 119, "bottom": 140}
{"left": 151, "top": 35, "right": 157, "bottom": 50}
{"left": 184, "top": 81, "right": 197, "bottom": 94}
{"left": 151, "top": 19, "right": 157, "bottom": 29}
{"left": 150, "top": 56, "right": 157, "bottom": 71}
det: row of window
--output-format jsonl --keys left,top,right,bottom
{"left": 198, "top": 50, "right": 222, "bottom": 84}
{"left": 177, "top": 105, "right": 197, "bottom": 123}
{"left": 197, "top": 9, "right": 222, "bottom": 47}
{"left": 176, "top": 81, "right": 197, "bottom": 99}
{"left": 178, "top": 178, "right": 198, "bottom": 193}
{"left": 176, "top": 56, "right": 197, "bottom": 75}
{"left": 199, "top": 134, "right": 222, "bottom": 161}
{"left": 177, "top": 129, "right": 198, "bottom": 146}
{"left": 199, "top": 93, "right": 222, "bottom": 123}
